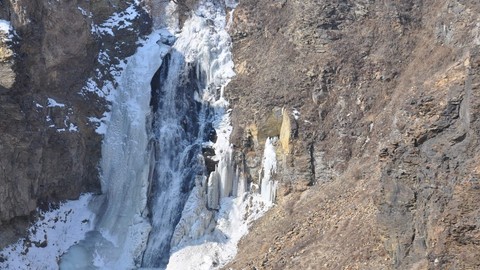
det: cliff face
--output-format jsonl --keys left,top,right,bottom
{"left": 0, "top": 0, "right": 479, "bottom": 268}
{"left": 226, "top": 0, "right": 480, "bottom": 269}
{"left": 0, "top": 0, "right": 150, "bottom": 247}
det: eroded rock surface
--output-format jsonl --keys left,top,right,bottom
{"left": 226, "top": 0, "right": 480, "bottom": 269}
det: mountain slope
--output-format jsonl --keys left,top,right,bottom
{"left": 226, "top": 0, "right": 480, "bottom": 268}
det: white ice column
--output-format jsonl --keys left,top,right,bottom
{"left": 260, "top": 138, "right": 278, "bottom": 203}
{"left": 207, "top": 169, "right": 221, "bottom": 210}
{"left": 219, "top": 148, "right": 235, "bottom": 198}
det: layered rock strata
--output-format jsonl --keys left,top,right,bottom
{"left": 226, "top": 0, "right": 480, "bottom": 268}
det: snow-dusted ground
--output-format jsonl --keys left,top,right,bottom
{"left": 0, "top": 195, "right": 95, "bottom": 270}
{"left": 91, "top": 4, "right": 139, "bottom": 36}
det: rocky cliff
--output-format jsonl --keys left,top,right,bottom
{"left": 226, "top": 0, "right": 480, "bottom": 269}
{"left": 0, "top": 0, "right": 479, "bottom": 268}
{"left": 0, "top": 0, "right": 150, "bottom": 247}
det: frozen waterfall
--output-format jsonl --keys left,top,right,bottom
{"left": 142, "top": 1, "right": 241, "bottom": 267}
{"left": 58, "top": 29, "right": 172, "bottom": 269}
{"left": 260, "top": 138, "right": 278, "bottom": 204}
{"left": 0, "top": 1, "right": 276, "bottom": 269}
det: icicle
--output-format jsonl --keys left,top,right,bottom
{"left": 207, "top": 169, "right": 220, "bottom": 210}
{"left": 260, "top": 138, "right": 278, "bottom": 203}
{"left": 232, "top": 167, "right": 240, "bottom": 197}
{"left": 170, "top": 175, "right": 215, "bottom": 250}
{"left": 236, "top": 171, "right": 247, "bottom": 197}
{"left": 219, "top": 148, "right": 234, "bottom": 198}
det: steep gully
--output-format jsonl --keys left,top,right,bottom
{"left": 1, "top": 1, "right": 275, "bottom": 269}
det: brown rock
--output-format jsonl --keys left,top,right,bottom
{"left": 226, "top": 0, "right": 480, "bottom": 268}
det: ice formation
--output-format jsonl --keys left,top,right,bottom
{"left": 0, "top": 195, "right": 95, "bottom": 269}
{"left": 260, "top": 137, "right": 279, "bottom": 203}
{"left": 58, "top": 30, "right": 171, "bottom": 269}
{"left": 142, "top": 1, "right": 251, "bottom": 267}
{"left": 47, "top": 98, "right": 66, "bottom": 108}
{"left": 0, "top": 1, "right": 278, "bottom": 269}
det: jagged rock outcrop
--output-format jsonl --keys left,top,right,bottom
{"left": 0, "top": 0, "right": 151, "bottom": 247}
{"left": 226, "top": 0, "right": 480, "bottom": 269}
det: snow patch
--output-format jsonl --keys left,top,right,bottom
{"left": 97, "top": 50, "right": 111, "bottom": 66}
{"left": 0, "top": 19, "right": 15, "bottom": 41}
{"left": 47, "top": 98, "right": 65, "bottom": 108}
{"left": 77, "top": 6, "right": 92, "bottom": 18}
{"left": 68, "top": 123, "right": 79, "bottom": 132}
{"left": 0, "top": 20, "right": 11, "bottom": 33}
{"left": 45, "top": 106, "right": 79, "bottom": 133}
{"left": 91, "top": 4, "right": 139, "bottom": 36}
{"left": 167, "top": 194, "right": 269, "bottom": 270}
{"left": 87, "top": 116, "right": 108, "bottom": 135}
{"left": 293, "top": 108, "right": 300, "bottom": 120}
{"left": 0, "top": 194, "right": 96, "bottom": 270}
{"left": 80, "top": 78, "right": 116, "bottom": 102}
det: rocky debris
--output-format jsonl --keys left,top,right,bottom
{"left": 226, "top": 0, "right": 480, "bottom": 268}
{"left": 225, "top": 166, "right": 389, "bottom": 269}
{"left": 0, "top": 0, "right": 151, "bottom": 248}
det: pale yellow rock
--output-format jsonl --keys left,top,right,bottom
{"left": 279, "top": 108, "right": 291, "bottom": 155}
{"left": 236, "top": 60, "right": 248, "bottom": 74}
{"left": 0, "top": 42, "right": 15, "bottom": 89}
{"left": 247, "top": 123, "right": 259, "bottom": 146}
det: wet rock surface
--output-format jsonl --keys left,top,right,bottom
{"left": 226, "top": 0, "right": 480, "bottom": 269}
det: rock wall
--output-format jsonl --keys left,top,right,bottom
{"left": 0, "top": 0, "right": 478, "bottom": 267}
{"left": 0, "top": 0, "right": 151, "bottom": 247}
{"left": 227, "top": 0, "right": 480, "bottom": 269}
